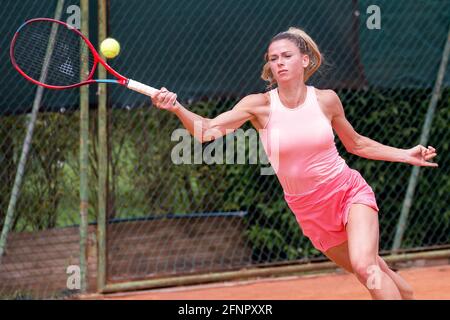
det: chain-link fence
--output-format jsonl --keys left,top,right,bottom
{"left": 0, "top": 0, "right": 449, "bottom": 298}
{"left": 0, "top": 0, "right": 93, "bottom": 299}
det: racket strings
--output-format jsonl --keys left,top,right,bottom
{"left": 13, "top": 20, "right": 95, "bottom": 87}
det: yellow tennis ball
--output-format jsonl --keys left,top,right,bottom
{"left": 100, "top": 38, "right": 120, "bottom": 59}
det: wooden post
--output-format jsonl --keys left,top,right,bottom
{"left": 97, "top": 0, "right": 108, "bottom": 293}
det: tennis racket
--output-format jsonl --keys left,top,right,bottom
{"left": 10, "top": 17, "right": 160, "bottom": 97}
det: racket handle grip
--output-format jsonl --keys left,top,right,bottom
{"left": 127, "top": 79, "right": 158, "bottom": 97}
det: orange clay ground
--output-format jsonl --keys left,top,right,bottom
{"left": 84, "top": 264, "right": 450, "bottom": 300}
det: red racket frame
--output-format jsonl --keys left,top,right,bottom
{"left": 10, "top": 18, "right": 129, "bottom": 89}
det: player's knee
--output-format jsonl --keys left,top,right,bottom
{"left": 351, "top": 259, "right": 379, "bottom": 283}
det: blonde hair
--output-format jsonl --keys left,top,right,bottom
{"left": 261, "top": 27, "right": 322, "bottom": 87}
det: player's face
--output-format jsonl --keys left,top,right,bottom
{"left": 267, "top": 39, "right": 308, "bottom": 83}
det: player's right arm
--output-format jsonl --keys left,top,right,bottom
{"left": 152, "top": 88, "right": 265, "bottom": 143}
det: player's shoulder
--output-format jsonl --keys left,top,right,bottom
{"left": 314, "top": 88, "right": 344, "bottom": 118}
{"left": 314, "top": 88, "right": 340, "bottom": 106}
{"left": 237, "top": 93, "right": 270, "bottom": 110}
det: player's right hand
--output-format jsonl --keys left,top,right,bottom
{"left": 151, "top": 87, "right": 180, "bottom": 112}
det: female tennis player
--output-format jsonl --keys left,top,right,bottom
{"left": 151, "top": 27, "right": 438, "bottom": 300}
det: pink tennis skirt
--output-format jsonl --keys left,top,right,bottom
{"left": 284, "top": 165, "right": 379, "bottom": 253}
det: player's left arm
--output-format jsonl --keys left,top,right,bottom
{"left": 323, "top": 90, "right": 438, "bottom": 167}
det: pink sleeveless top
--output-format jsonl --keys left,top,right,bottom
{"left": 259, "top": 86, "right": 348, "bottom": 195}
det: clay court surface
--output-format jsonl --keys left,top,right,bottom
{"left": 86, "top": 264, "right": 450, "bottom": 300}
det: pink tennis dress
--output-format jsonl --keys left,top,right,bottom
{"left": 259, "top": 86, "right": 379, "bottom": 252}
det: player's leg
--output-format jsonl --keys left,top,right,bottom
{"left": 346, "top": 203, "right": 401, "bottom": 299}
{"left": 324, "top": 241, "right": 414, "bottom": 299}
{"left": 377, "top": 256, "right": 414, "bottom": 299}
{"left": 323, "top": 241, "right": 353, "bottom": 273}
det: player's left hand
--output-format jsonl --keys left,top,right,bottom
{"left": 404, "top": 145, "right": 438, "bottom": 167}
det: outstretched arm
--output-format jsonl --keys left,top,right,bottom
{"left": 151, "top": 88, "right": 265, "bottom": 143}
{"left": 354, "top": 137, "right": 438, "bottom": 167}
{"left": 323, "top": 90, "right": 438, "bottom": 167}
